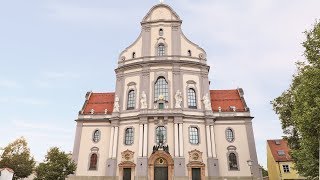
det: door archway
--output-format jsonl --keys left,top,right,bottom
{"left": 148, "top": 150, "right": 174, "bottom": 180}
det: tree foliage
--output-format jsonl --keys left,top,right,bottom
{"left": 0, "top": 137, "right": 36, "bottom": 180}
{"left": 272, "top": 21, "right": 320, "bottom": 179}
{"left": 34, "top": 147, "right": 76, "bottom": 180}
{"left": 260, "top": 165, "right": 268, "bottom": 177}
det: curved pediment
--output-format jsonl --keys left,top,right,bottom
{"left": 141, "top": 4, "right": 181, "bottom": 24}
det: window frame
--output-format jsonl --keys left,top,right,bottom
{"left": 189, "top": 126, "right": 200, "bottom": 145}
{"left": 92, "top": 129, "right": 101, "bottom": 143}
{"left": 127, "top": 89, "right": 135, "bottom": 110}
{"left": 157, "top": 43, "right": 165, "bottom": 56}
{"left": 155, "top": 126, "right": 167, "bottom": 144}
{"left": 159, "top": 28, "right": 164, "bottom": 36}
{"left": 282, "top": 164, "right": 290, "bottom": 173}
{"left": 225, "top": 128, "right": 235, "bottom": 143}
{"left": 154, "top": 76, "right": 169, "bottom": 102}
{"left": 88, "top": 153, "right": 98, "bottom": 171}
{"left": 124, "top": 127, "right": 134, "bottom": 145}
{"left": 226, "top": 146, "right": 240, "bottom": 171}
{"left": 188, "top": 50, "right": 192, "bottom": 56}
{"left": 187, "top": 88, "right": 197, "bottom": 109}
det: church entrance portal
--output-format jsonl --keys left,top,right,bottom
{"left": 154, "top": 158, "right": 168, "bottom": 180}
{"left": 148, "top": 150, "right": 174, "bottom": 180}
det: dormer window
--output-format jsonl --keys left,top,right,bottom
{"left": 132, "top": 52, "right": 136, "bottom": 59}
{"left": 277, "top": 150, "right": 285, "bottom": 156}
{"left": 157, "top": 43, "right": 165, "bottom": 56}
{"left": 159, "top": 28, "right": 164, "bottom": 36}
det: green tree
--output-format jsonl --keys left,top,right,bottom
{"left": 272, "top": 21, "right": 320, "bottom": 179}
{"left": 0, "top": 137, "right": 36, "bottom": 180}
{"left": 260, "top": 166, "right": 268, "bottom": 177}
{"left": 34, "top": 147, "right": 76, "bottom": 180}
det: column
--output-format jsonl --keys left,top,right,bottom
{"left": 108, "top": 127, "right": 114, "bottom": 158}
{"left": 178, "top": 124, "right": 184, "bottom": 156}
{"left": 138, "top": 124, "right": 143, "bottom": 157}
{"left": 206, "top": 125, "right": 212, "bottom": 157}
{"left": 174, "top": 123, "right": 179, "bottom": 157}
{"left": 210, "top": 125, "right": 216, "bottom": 157}
{"left": 143, "top": 124, "right": 148, "bottom": 157}
{"left": 112, "top": 126, "right": 119, "bottom": 158}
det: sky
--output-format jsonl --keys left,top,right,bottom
{"left": 0, "top": 0, "right": 319, "bottom": 169}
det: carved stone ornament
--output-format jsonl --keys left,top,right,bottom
{"left": 120, "top": 56, "right": 126, "bottom": 61}
{"left": 199, "top": 53, "right": 205, "bottom": 59}
{"left": 188, "top": 149, "right": 203, "bottom": 162}
{"left": 113, "top": 95, "right": 120, "bottom": 112}
{"left": 174, "top": 90, "right": 182, "bottom": 108}
{"left": 202, "top": 93, "right": 212, "bottom": 111}
{"left": 140, "top": 91, "right": 148, "bottom": 109}
{"left": 121, "top": 150, "right": 134, "bottom": 162}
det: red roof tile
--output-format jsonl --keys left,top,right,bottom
{"left": 210, "top": 89, "right": 246, "bottom": 112}
{"left": 82, "top": 92, "right": 115, "bottom": 115}
{"left": 267, "top": 139, "right": 292, "bottom": 162}
{"left": 81, "top": 89, "right": 247, "bottom": 114}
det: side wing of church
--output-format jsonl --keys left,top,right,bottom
{"left": 70, "top": 3, "right": 262, "bottom": 180}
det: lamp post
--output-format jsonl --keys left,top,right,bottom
{"left": 247, "top": 160, "right": 254, "bottom": 180}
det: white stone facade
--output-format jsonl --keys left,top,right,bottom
{"left": 71, "top": 3, "right": 262, "bottom": 180}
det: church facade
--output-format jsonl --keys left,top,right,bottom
{"left": 71, "top": 3, "right": 262, "bottom": 180}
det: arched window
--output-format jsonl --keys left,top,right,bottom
{"left": 188, "top": 50, "right": 192, "bottom": 56}
{"left": 226, "top": 128, "right": 235, "bottom": 142}
{"left": 189, "top": 127, "right": 199, "bottom": 144}
{"left": 159, "top": 28, "right": 164, "bottom": 36}
{"left": 127, "top": 90, "right": 135, "bottom": 110}
{"left": 228, "top": 153, "right": 238, "bottom": 170}
{"left": 154, "top": 77, "right": 168, "bottom": 101}
{"left": 92, "top": 130, "right": 100, "bottom": 143}
{"left": 187, "top": 88, "right": 197, "bottom": 108}
{"left": 156, "top": 126, "right": 166, "bottom": 144}
{"left": 157, "top": 43, "right": 165, "bottom": 56}
{"left": 132, "top": 52, "right": 136, "bottom": 58}
{"left": 89, "top": 153, "right": 98, "bottom": 170}
{"left": 124, "top": 128, "right": 134, "bottom": 145}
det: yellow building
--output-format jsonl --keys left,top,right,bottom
{"left": 267, "top": 139, "right": 305, "bottom": 180}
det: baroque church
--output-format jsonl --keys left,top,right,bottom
{"left": 71, "top": 3, "right": 262, "bottom": 180}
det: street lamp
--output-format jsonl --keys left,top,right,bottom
{"left": 247, "top": 160, "right": 253, "bottom": 180}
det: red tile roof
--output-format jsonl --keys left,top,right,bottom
{"left": 82, "top": 92, "right": 114, "bottom": 115}
{"left": 267, "top": 139, "right": 292, "bottom": 162}
{"left": 210, "top": 89, "right": 246, "bottom": 112}
{"left": 81, "top": 89, "right": 247, "bottom": 114}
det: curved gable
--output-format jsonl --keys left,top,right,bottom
{"left": 142, "top": 4, "right": 181, "bottom": 23}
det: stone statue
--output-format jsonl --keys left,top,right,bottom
{"left": 140, "top": 91, "right": 147, "bottom": 109}
{"left": 113, "top": 95, "right": 120, "bottom": 112}
{"left": 203, "top": 93, "right": 212, "bottom": 111}
{"left": 174, "top": 90, "right": 182, "bottom": 108}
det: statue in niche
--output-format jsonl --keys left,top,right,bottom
{"left": 140, "top": 91, "right": 147, "bottom": 109}
{"left": 203, "top": 93, "right": 212, "bottom": 111}
{"left": 174, "top": 90, "right": 182, "bottom": 108}
{"left": 113, "top": 95, "right": 120, "bottom": 112}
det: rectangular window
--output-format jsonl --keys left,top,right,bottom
{"left": 283, "top": 165, "right": 290, "bottom": 173}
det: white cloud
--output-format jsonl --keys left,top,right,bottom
{"left": 0, "top": 79, "right": 20, "bottom": 88}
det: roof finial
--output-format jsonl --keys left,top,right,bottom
{"left": 160, "top": 0, "right": 164, "bottom": 4}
